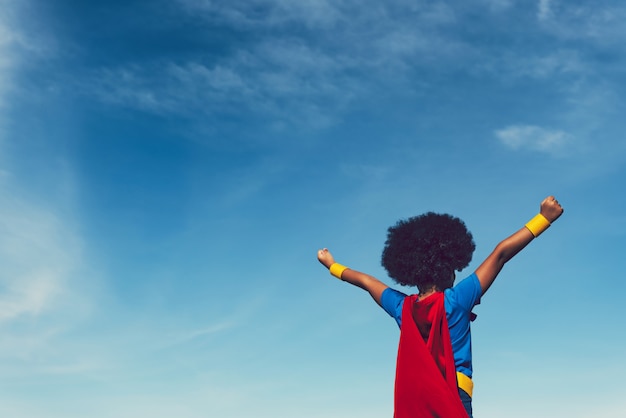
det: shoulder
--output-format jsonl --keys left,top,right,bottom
{"left": 381, "top": 287, "right": 408, "bottom": 310}
{"left": 445, "top": 273, "right": 482, "bottom": 311}
{"left": 381, "top": 287, "right": 409, "bottom": 326}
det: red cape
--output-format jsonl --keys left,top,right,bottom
{"left": 394, "top": 293, "right": 469, "bottom": 418}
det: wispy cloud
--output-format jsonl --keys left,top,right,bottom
{"left": 538, "top": 2, "right": 626, "bottom": 44}
{"left": 88, "top": 39, "right": 359, "bottom": 131}
{"left": 488, "top": 49, "right": 586, "bottom": 80}
{"left": 82, "top": 1, "right": 476, "bottom": 133}
{"left": 0, "top": 186, "right": 104, "bottom": 392}
{"left": 0, "top": 190, "right": 86, "bottom": 320}
{"left": 0, "top": 1, "right": 57, "bottom": 107}
{"left": 66, "top": 1, "right": 626, "bottom": 172}
{"left": 0, "top": 2, "right": 20, "bottom": 114}
{"left": 0, "top": 1, "right": 82, "bottom": 322}
{"left": 538, "top": 0, "right": 553, "bottom": 21}
{"left": 0, "top": 1, "right": 98, "bottom": 384}
{"left": 161, "top": 321, "right": 237, "bottom": 349}
{"left": 495, "top": 124, "right": 572, "bottom": 155}
{"left": 178, "top": 0, "right": 344, "bottom": 29}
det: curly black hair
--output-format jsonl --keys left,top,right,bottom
{"left": 381, "top": 212, "right": 475, "bottom": 293}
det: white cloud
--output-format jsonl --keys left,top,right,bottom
{"left": 78, "top": 0, "right": 626, "bottom": 156}
{"left": 495, "top": 124, "right": 572, "bottom": 155}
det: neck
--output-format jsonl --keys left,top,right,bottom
{"left": 418, "top": 288, "right": 439, "bottom": 301}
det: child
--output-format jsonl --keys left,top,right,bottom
{"left": 317, "top": 196, "right": 563, "bottom": 417}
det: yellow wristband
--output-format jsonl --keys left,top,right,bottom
{"left": 329, "top": 263, "right": 348, "bottom": 280}
{"left": 525, "top": 213, "right": 551, "bottom": 237}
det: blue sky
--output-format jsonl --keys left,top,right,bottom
{"left": 1, "top": 0, "right": 626, "bottom": 416}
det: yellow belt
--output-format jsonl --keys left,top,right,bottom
{"left": 456, "top": 372, "right": 473, "bottom": 398}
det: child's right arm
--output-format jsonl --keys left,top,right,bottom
{"left": 317, "top": 248, "right": 389, "bottom": 306}
{"left": 474, "top": 195, "right": 564, "bottom": 295}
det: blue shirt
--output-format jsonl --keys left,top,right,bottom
{"left": 380, "top": 273, "right": 482, "bottom": 378}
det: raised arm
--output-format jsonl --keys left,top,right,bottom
{"left": 317, "top": 248, "right": 389, "bottom": 306}
{"left": 475, "top": 196, "right": 564, "bottom": 294}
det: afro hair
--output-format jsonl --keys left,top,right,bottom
{"left": 381, "top": 212, "right": 475, "bottom": 292}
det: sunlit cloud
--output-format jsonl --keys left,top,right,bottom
{"left": 495, "top": 124, "right": 572, "bottom": 155}
{"left": 0, "top": 193, "right": 83, "bottom": 322}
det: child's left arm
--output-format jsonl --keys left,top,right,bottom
{"left": 317, "top": 248, "right": 389, "bottom": 306}
{"left": 474, "top": 195, "right": 564, "bottom": 295}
